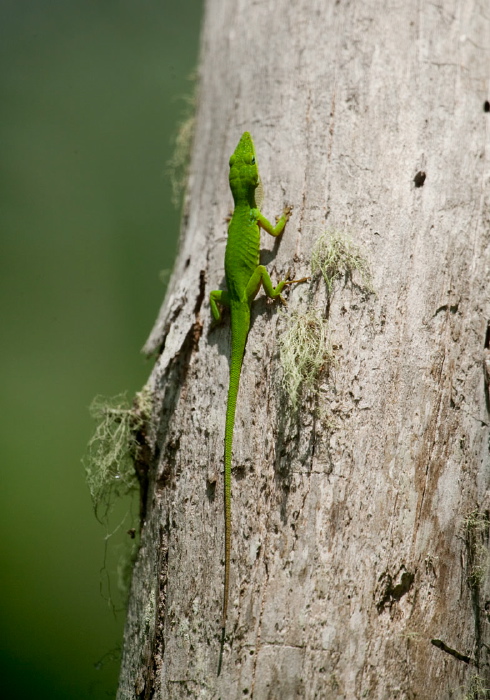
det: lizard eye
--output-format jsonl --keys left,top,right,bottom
{"left": 251, "top": 156, "right": 255, "bottom": 164}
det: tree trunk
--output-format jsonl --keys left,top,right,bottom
{"left": 118, "top": 0, "right": 490, "bottom": 697}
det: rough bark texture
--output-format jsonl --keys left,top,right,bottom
{"left": 118, "top": 0, "right": 490, "bottom": 698}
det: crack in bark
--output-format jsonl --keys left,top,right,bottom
{"left": 431, "top": 638, "right": 475, "bottom": 665}
{"left": 138, "top": 523, "right": 169, "bottom": 700}
{"left": 414, "top": 343, "right": 448, "bottom": 530}
{"left": 154, "top": 296, "right": 204, "bottom": 493}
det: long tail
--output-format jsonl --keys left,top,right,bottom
{"left": 217, "top": 303, "right": 250, "bottom": 676}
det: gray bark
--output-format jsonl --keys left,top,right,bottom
{"left": 118, "top": 0, "right": 490, "bottom": 698}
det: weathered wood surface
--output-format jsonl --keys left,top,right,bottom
{"left": 119, "top": 1, "right": 490, "bottom": 697}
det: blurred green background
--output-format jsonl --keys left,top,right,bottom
{"left": 0, "top": 1, "right": 202, "bottom": 697}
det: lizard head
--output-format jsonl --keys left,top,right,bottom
{"left": 229, "top": 132, "right": 259, "bottom": 204}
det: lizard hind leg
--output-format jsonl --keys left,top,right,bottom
{"left": 245, "top": 265, "right": 308, "bottom": 306}
{"left": 210, "top": 289, "right": 230, "bottom": 322}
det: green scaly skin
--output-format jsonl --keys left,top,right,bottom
{"left": 210, "top": 132, "right": 307, "bottom": 675}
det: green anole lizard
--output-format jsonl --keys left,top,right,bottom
{"left": 210, "top": 132, "right": 307, "bottom": 675}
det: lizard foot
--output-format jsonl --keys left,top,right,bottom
{"left": 283, "top": 268, "right": 310, "bottom": 286}
{"left": 275, "top": 204, "right": 293, "bottom": 223}
{"left": 284, "top": 276, "right": 309, "bottom": 286}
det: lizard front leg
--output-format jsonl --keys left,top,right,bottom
{"left": 254, "top": 204, "right": 293, "bottom": 238}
